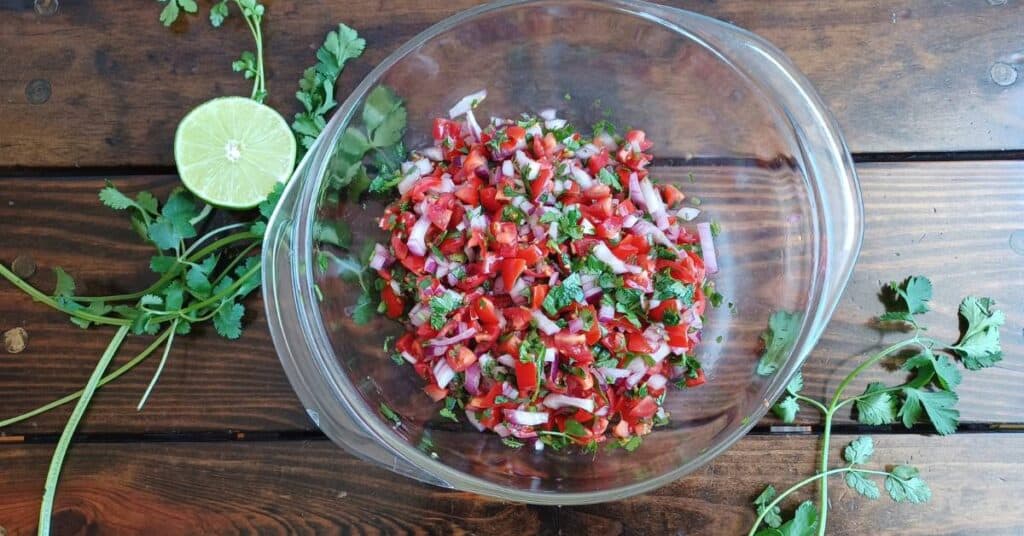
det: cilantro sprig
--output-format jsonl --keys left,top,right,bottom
{"left": 750, "top": 276, "right": 1003, "bottom": 535}
{"left": 293, "top": 24, "right": 366, "bottom": 154}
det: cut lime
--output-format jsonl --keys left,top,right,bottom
{"left": 174, "top": 96, "right": 296, "bottom": 209}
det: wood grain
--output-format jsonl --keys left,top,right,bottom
{"left": 1, "top": 160, "right": 1022, "bottom": 435}
{"left": 1, "top": 434, "right": 1022, "bottom": 535}
{"left": 2, "top": 1, "right": 1024, "bottom": 168}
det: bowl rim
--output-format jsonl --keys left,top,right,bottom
{"left": 268, "top": 0, "right": 863, "bottom": 505}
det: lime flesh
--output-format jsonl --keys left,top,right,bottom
{"left": 174, "top": 96, "right": 296, "bottom": 208}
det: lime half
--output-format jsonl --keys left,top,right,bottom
{"left": 174, "top": 96, "right": 296, "bottom": 209}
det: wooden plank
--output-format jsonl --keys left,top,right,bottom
{"left": 0, "top": 434, "right": 1021, "bottom": 534}
{"left": 2, "top": 1, "right": 1024, "bottom": 168}
{"left": 1, "top": 161, "right": 1022, "bottom": 435}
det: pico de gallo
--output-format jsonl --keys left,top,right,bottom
{"left": 368, "top": 90, "right": 719, "bottom": 452}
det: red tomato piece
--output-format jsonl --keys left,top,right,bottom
{"left": 472, "top": 296, "right": 499, "bottom": 324}
{"left": 423, "top": 384, "right": 449, "bottom": 402}
{"left": 501, "top": 257, "right": 527, "bottom": 290}
{"left": 446, "top": 345, "right": 478, "bottom": 372}
{"left": 626, "top": 332, "right": 654, "bottom": 353}
{"left": 515, "top": 361, "right": 538, "bottom": 393}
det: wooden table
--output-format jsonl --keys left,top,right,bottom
{"left": 2, "top": 1, "right": 1022, "bottom": 534}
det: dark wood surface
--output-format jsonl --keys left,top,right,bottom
{"left": 2, "top": 0, "right": 1024, "bottom": 169}
{"left": 2, "top": 435, "right": 1022, "bottom": 535}
{"left": 1, "top": 1, "right": 1023, "bottom": 534}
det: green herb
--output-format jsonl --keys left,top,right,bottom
{"left": 592, "top": 119, "right": 617, "bottom": 137}
{"left": 542, "top": 273, "right": 586, "bottom": 316}
{"left": 519, "top": 329, "right": 546, "bottom": 364}
{"left": 709, "top": 220, "right": 722, "bottom": 238}
{"left": 439, "top": 396, "right": 459, "bottom": 422}
{"left": 379, "top": 402, "right": 401, "bottom": 425}
{"left": 652, "top": 269, "right": 694, "bottom": 303}
{"left": 613, "top": 288, "right": 646, "bottom": 327}
{"left": 293, "top": 23, "right": 365, "bottom": 152}
{"left": 502, "top": 204, "right": 528, "bottom": 225}
{"left": 749, "top": 276, "right": 1001, "bottom": 535}
{"left": 540, "top": 206, "right": 584, "bottom": 242}
{"left": 429, "top": 290, "right": 462, "bottom": 330}
{"left": 755, "top": 311, "right": 802, "bottom": 376}
{"left": 596, "top": 168, "right": 622, "bottom": 192}
{"left": 502, "top": 437, "right": 525, "bottom": 449}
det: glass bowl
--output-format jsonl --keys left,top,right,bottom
{"left": 262, "top": 0, "right": 862, "bottom": 504}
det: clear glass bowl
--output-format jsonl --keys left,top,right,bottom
{"left": 262, "top": 0, "right": 862, "bottom": 504}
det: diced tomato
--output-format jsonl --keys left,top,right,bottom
{"left": 503, "top": 306, "right": 532, "bottom": 331}
{"left": 602, "top": 332, "right": 625, "bottom": 353}
{"left": 480, "top": 186, "right": 501, "bottom": 212}
{"left": 409, "top": 175, "right": 442, "bottom": 202}
{"left": 648, "top": 299, "right": 679, "bottom": 322}
{"left": 661, "top": 184, "right": 685, "bottom": 207}
{"left": 390, "top": 233, "right": 408, "bottom": 260}
{"left": 497, "top": 333, "right": 522, "bottom": 356}
{"left": 463, "top": 147, "right": 487, "bottom": 175}
{"left": 665, "top": 324, "right": 691, "bottom": 349}
{"left": 455, "top": 177, "right": 482, "bottom": 205}
{"left": 501, "top": 257, "right": 527, "bottom": 290}
{"left": 586, "top": 149, "right": 610, "bottom": 175}
{"left": 468, "top": 382, "right": 503, "bottom": 409}
{"left": 529, "top": 167, "right": 554, "bottom": 201}
{"left": 446, "top": 345, "right": 478, "bottom": 372}
{"left": 612, "top": 419, "right": 631, "bottom": 438}
{"left": 427, "top": 196, "right": 454, "bottom": 230}
{"left": 627, "top": 396, "right": 658, "bottom": 421}
{"left": 438, "top": 233, "right": 466, "bottom": 255}
{"left": 502, "top": 126, "right": 526, "bottom": 153}
{"left": 492, "top": 222, "right": 518, "bottom": 245}
{"left": 423, "top": 384, "right": 449, "bottom": 402}
{"left": 399, "top": 253, "right": 425, "bottom": 273}
{"left": 593, "top": 216, "right": 623, "bottom": 239}
{"left": 584, "top": 184, "right": 611, "bottom": 200}
{"left": 472, "top": 296, "right": 499, "bottom": 324}
{"left": 685, "top": 368, "right": 706, "bottom": 387}
{"left": 515, "top": 361, "right": 538, "bottom": 393}
{"left": 626, "top": 332, "right": 654, "bottom": 353}
{"left": 432, "top": 118, "right": 462, "bottom": 141}
{"left": 581, "top": 196, "right": 613, "bottom": 221}
{"left": 531, "top": 284, "right": 548, "bottom": 310}
{"left": 517, "top": 244, "right": 544, "bottom": 264}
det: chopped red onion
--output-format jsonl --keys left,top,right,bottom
{"left": 502, "top": 381, "right": 518, "bottom": 399}
{"left": 406, "top": 215, "right": 431, "bottom": 257}
{"left": 548, "top": 271, "right": 560, "bottom": 286}
{"left": 583, "top": 285, "right": 602, "bottom": 299}
{"left": 531, "top": 310, "right": 561, "bottom": 335}
{"left": 598, "top": 367, "right": 631, "bottom": 381}
{"left": 639, "top": 178, "right": 669, "bottom": 229}
{"left": 428, "top": 344, "right": 448, "bottom": 357}
{"left": 368, "top": 243, "right": 392, "bottom": 270}
{"left": 409, "top": 303, "right": 430, "bottom": 327}
{"left": 697, "top": 222, "right": 718, "bottom": 274}
{"left": 592, "top": 242, "right": 641, "bottom": 274}
{"left": 465, "top": 410, "right": 486, "bottom": 431}
{"left": 414, "top": 158, "right": 433, "bottom": 175}
{"left": 678, "top": 206, "right": 701, "bottom": 221}
{"left": 598, "top": 303, "right": 615, "bottom": 321}
{"left": 397, "top": 167, "right": 424, "bottom": 195}
{"left": 622, "top": 214, "right": 639, "bottom": 228}
{"left": 626, "top": 356, "right": 647, "bottom": 374}
{"left": 575, "top": 143, "right": 599, "bottom": 160}
{"left": 433, "top": 360, "right": 456, "bottom": 388}
{"left": 423, "top": 256, "right": 439, "bottom": 274}
{"left": 650, "top": 343, "right": 671, "bottom": 363}
{"left": 628, "top": 172, "right": 645, "bottom": 207}
{"left": 665, "top": 223, "right": 680, "bottom": 241}
{"left": 466, "top": 110, "right": 483, "bottom": 142}
{"left": 493, "top": 423, "right": 511, "bottom": 437}
{"left": 647, "top": 374, "right": 668, "bottom": 391}
{"left": 504, "top": 409, "right": 550, "bottom": 427}
{"left": 568, "top": 318, "right": 584, "bottom": 333}
{"left": 497, "top": 354, "right": 517, "bottom": 368}
{"left": 401, "top": 351, "right": 417, "bottom": 365}
{"left": 538, "top": 108, "right": 557, "bottom": 121}
{"left": 510, "top": 278, "right": 529, "bottom": 304}
{"left": 501, "top": 160, "right": 514, "bottom": 177}
{"left": 515, "top": 150, "right": 540, "bottom": 180}
{"left": 465, "top": 363, "right": 482, "bottom": 395}
{"left": 426, "top": 327, "right": 477, "bottom": 347}
{"left": 508, "top": 424, "right": 539, "bottom": 439}
{"left": 595, "top": 406, "right": 609, "bottom": 417}
{"left": 544, "top": 348, "right": 557, "bottom": 363}
{"left": 543, "top": 394, "right": 595, "bottom": 413}
{"left": 684, "top": 308, "right": 703, "bottom": 330}
{"left": 632, "top": 219, "right": 679, "bottom": 254}
{"left": 448, "top": 89, "right": 487, "bottom": 118}
{"left": 570, "top": 166, "right": 594, "bottom": 189}
{"left": 438, "top": 174, "right": 455, "bottom": 193}
{"left": 544, "top": 118, "right": 567, "bottom": 130}
{"left": 547, "top": 353, "right": 559, "bottom": 383}
{"left": 595, "top": 132, "right": 616, "bottom": 148}
{"left": 419, "top": 147, "right": 443, "bottom": 161}
{"left": 525, "top": 123, "right": 543, "bottom": 139}
{"left": 626, "top": 371, "right": 645, "bottom": 388}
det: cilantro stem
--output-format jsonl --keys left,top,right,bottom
{"left": 794, "top": 394, "right": 828, "bottom": 414}
{"left": 153, "top": 263, "right": 259, "bottom": 321}
{"left": 136, "top": 319, "right": 179, "bottom": 411}
{"left": 211, "top": 243, "right": 259, "bottom": 287}
{"left": 39, "top": 325, "right": 130, "bottom": 536}
{"left": 747, "top": 466, "right": 894, "bottom": 536}
{"left": 828, "top": 338, "right": 921, "bottom": 409}
{"left": 0, "top": 264, "right": 130, "bottom": 327}
{"left": 817, "top": 409, "right": 835, "bottom": 535}
{"left": 72, "top": 231, "right": 259, "bottom": 304}
{"left": 182, "top": 223, "right": 250, "bottom": 259}
{"left": 0, "top": 327, "right": 173, "bottom": 429}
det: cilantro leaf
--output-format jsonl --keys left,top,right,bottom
{"left": 293, "top": 25, "right": 365, "bottom": 156}
{"left": 363, "top": 86, "right": 407, "bottom": 147}
{"left": 756, "top": 311, "right": 801, "bottom": 376}
{"left": 542, "top": 273, "right": 586, "bottom": 316}
{"left": 773, "top": 501, "right": 818, "bottom": 536}
{"left": 899, "top": 388, "right": 958, "bottom": 435}
{"left": 209, "top": 0, "right": 229, "bottom": 26}
{"left": 429, "top": 291, "right": 462, "bottom": 330}
{"left": 772, "top": 396, "right": 800, "bottom": 423}
{"left": 596, "top": 168, "right": 622, "bottom": 191}
{"left": 753, "top": 485, "right": 782, "bottom": 529}
{"left": 885, "top": 465, "right": 931, "bottom": 503}
{"left": 502, "top": 437, "right": 525, "bottom": 449}
{"left": 150, "top": 255, "right": 177, "bottom": 274}
{"left": 316, "top": 23, "right": 366, "bottom": 80}
{"left": 855, "top": 382, "right": 898, "bottom": 425}
{"left": 99, "top": 182, "right": 138, "bottom": 211}
{"left": 785, "top": 371, "right": 803, "bottom": 395}
{"left": 232, "top": 51, "right": 259, "bottom": 80}
{"left": 891, "top": 276, "right": 932, "bottom": 315}
{"left": 563, "top": 419, "right": 587, "bottom": 437}
{"left": 653, "top": 269, "right": 694, "bottom": 303}
{"left": 877, "top": 311, "right": 915, "bottom": 325}
{"left": 351, "top": 290, "right": 376, "bottom": 325}
{"left": 903, "top": 349, "right": 961, "bottom": 391}
{"left": 379, "top": 402, "right": 401, "bottom": 425}
{"left": 843, "top": 436, "right": 874, "bottom": 465}
{"left": 950, "top": 296, "right": 1004, "bottom": 370}
{"left": 52, "top": 267, "right": 76, "bottom": 297}
{"left": 844, "top": 470, "right": 880, "bottom": 500}
{"left": 213, "top": 302, "right": 245, "bottom": 339}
